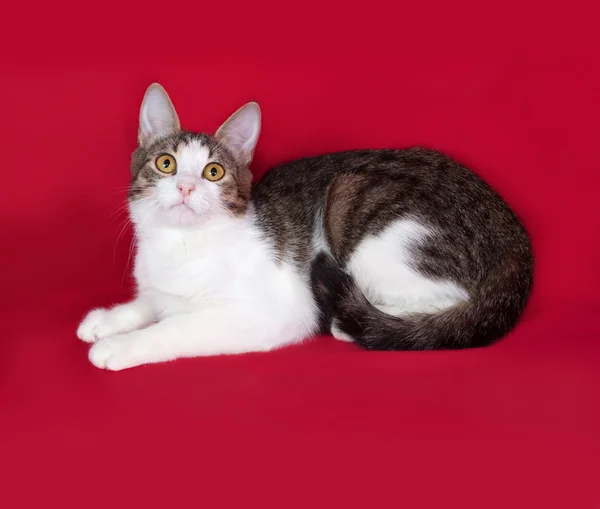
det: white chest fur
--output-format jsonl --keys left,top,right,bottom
{"left": 134, "top": 219, "right": 261, "bottom": 305}
{"left": 133, "top": 216, "right": 320, "bottom": 341}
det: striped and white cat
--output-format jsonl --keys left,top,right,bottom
{"left": 77, "top": 84, "right": 533, "bottom": 371}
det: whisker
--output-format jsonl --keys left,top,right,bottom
{"left": 111, "top": 186, "right": 155, "bottom": 195}
{"left": 121, "top": 203, "right": 161, "bottom": 286}
{"left": 110, "top": 204, "right": 131, "bottom": 220}
{"left": 113, "top": 216, "right": 134, "bottom": 266}
{"left": 109, "top": 196, "right": 154, "bottom": 222}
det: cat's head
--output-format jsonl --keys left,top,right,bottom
{"left": 129, "top": 83, "right": 260, "bottom": 228}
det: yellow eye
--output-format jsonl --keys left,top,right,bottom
{"left": 203, "top": 163, "right": 225, "bottom": 182}
{"left": 155, "top": 154, "right": 177, "bottom": 174}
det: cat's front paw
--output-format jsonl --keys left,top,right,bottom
{"left": 77, "top": 308, "right": 124, "bottom": 343}
{"left": 88, "top": 335, "right": 144, "bottom": 371}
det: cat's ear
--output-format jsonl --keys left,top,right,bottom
{"left": 215, "top": 102, "right": 261, "bottom": 165}
{"left": 138, "top": 83, "right": 181, "bottom": 147}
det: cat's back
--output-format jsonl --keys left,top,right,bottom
{"left": 252, "top": 148, "right": 446, "bottom": 220}
{"left": 251, "top": 150, "right": 382, "bottom": 264}
{"left": 252, "top": 147, "right": 496, "bottom": 206}
{"left": 251, "top": 147, "right": 528, "bottom": 270}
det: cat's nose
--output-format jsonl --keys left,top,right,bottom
{"left": 177, "top": 183, "right": 196, "bottom": 197}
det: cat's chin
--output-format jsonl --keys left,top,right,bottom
{"left": 131, "top": 201, "right": 205, "bottom": 229}
{"left": 163, "top": 203, "right": 207, "bottom": 227}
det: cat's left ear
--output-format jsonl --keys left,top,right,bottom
{"left": 215, "top": 102, "right": 261, "bottom": 165}
{"left": 138, "top": 83, "right": 181, "bottom": 148}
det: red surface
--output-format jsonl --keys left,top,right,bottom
{"left": 2, "top": 1, "right": 600, "bottom": 507}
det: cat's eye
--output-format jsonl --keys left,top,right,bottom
{"left": 203, "top": 163, "right": 225, "bottom": 182}
{"left": 155, "top": 154, "right": 177, "bottom": 174}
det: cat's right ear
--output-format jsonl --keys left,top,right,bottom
{"left": 138, "top": 83, "right": 181, "bottom": 148}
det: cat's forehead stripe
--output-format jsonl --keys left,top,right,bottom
{"left": 165, "top": 132, "right": 222, "bottom": 160}
{"left": 176, "top": 140, "right": 211, "bottom": 170}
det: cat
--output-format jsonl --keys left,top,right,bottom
{"left": 77, "top": 83, "right": 533, "bottom": 371}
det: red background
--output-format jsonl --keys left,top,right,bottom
{"left": 2, "top": 1, "right": 599, "bottom": 507}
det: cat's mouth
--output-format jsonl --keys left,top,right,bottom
{"left": 166, "top": 201, "right": 206, "bottom": 224}
{"left": 170, "top": 201, "right": 196, "bottom": 213}
{"left": 159, "top": 196, "right": 210, "bottom": 225}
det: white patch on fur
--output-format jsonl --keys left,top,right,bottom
{"left": 311, "top": 206, "right": 331, "bottom": 256}
{"left": 347, "top": 218, "right": 469, "bottom": 316}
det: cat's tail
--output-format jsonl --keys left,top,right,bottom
{"left": 310, "top": 253, "right": 532, "bottom": 350}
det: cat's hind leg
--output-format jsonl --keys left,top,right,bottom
{"left": 324, "top": 219, "right": 469, "bottom": 344}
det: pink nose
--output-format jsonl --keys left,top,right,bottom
{"left": 177, "top": 183, "right": 196, "bottom": 197}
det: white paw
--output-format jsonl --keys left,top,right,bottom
{"left": 77, "top": 309, "right": 113, "bottom": 343}
{"left": 331, "top": 321, "right": 355, "bottom": 343}
{"left": 77, "top": 307, "right": 137, "bottom": 343}
{"left": 88, "top": 335, "right": 144, "bottom": 371}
